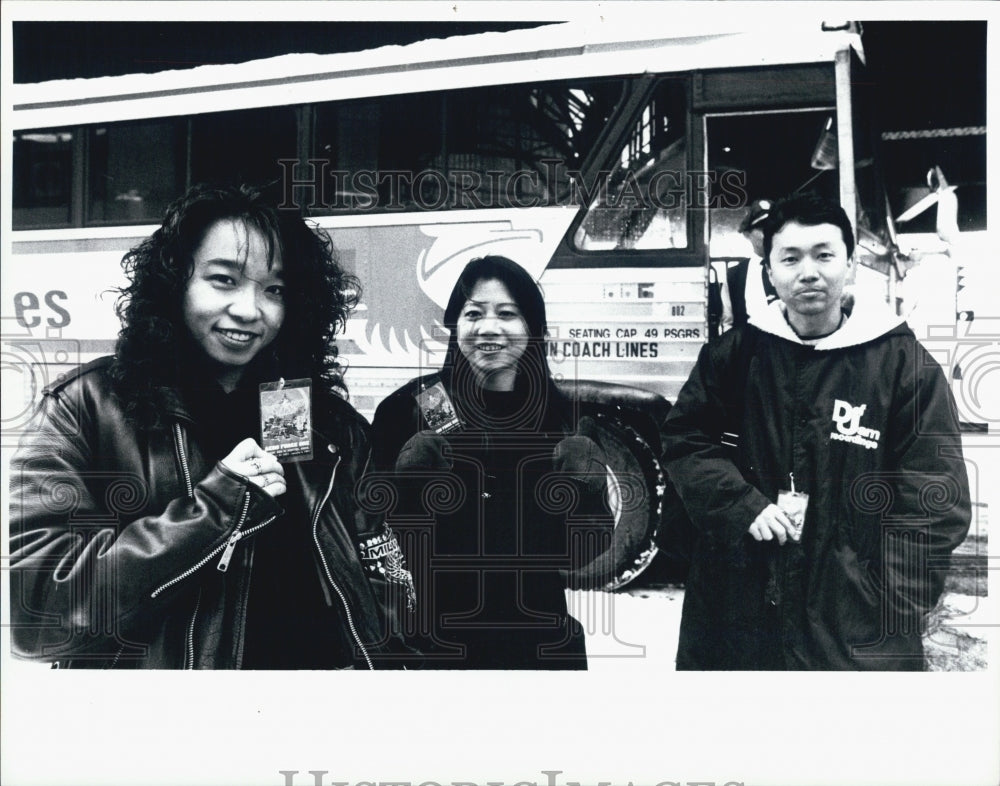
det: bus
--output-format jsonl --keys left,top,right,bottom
{"left": 7, "top": 18, "right": 888, "bottom": 429}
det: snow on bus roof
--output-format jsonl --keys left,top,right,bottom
{"left": 11, "top": 18, "right": 861, "bottom": 129}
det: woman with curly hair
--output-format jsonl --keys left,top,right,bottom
{"left": 9, "top": 183, "right": 410, "bottom": 669}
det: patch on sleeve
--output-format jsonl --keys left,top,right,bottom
{"left": 359, "top": 526, "right": 416, "bottom": 610}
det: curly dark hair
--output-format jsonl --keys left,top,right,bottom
{"left": 109, "top": 183, "right": 359, "bottom": 431}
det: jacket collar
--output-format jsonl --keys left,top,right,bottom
{"left": 748, "top": 288, "right": 906, "bottom": 350}
{"left": 163, "top": 386, "right": 196, "bottom": 423}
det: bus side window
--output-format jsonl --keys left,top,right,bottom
{"left": 574, "top": 78, "right": 689, "bottom": 251}
{"left": 190, "top": 107, "right": 298, "bottom": 193}
{"left": 13, "top": 129, "right": 74, "bottom": 229}
{"left": 309, "top": 79, "right": 624, "bottom": 214}
{"left": 87, "top": 119, "right": 186, "bottom": 224}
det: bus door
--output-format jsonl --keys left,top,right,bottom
{"left": 703, "top": 52, "right": 894, "bottom": 331}
{"left": 701, "top": 63, "right": 839, "bottom": 324}
{"left": 541, "top": 60, "right": 851, "bottom": 403}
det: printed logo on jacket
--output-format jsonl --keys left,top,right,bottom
{"left": 830, "top": 399, "right": 881, "bottom": 450}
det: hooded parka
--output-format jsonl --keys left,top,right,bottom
{"left": 662, "top": 294, "right": 971, "bottom": 670}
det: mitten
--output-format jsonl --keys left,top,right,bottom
{"left": 395, "top": 431, "right": 453, "bottom": 472}
{"left": 553, "top": 434, "right": 607, "bottom": 496}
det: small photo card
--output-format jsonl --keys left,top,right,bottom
{"left": 259, "top": 378, "right": 313, "bottom": 462}
{"left": 777, "top": 489, "right": 809, "bottom": 542}
{"left": 414, "top": 381, "right": 462, "bottom": 434}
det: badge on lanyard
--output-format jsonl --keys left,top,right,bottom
{"left": 259, "top": 378, "right": 313, "bottom": 462}
{"left": 413, "top": 381, "right": 462, "bottom": 434}
{"left": 777, "top": 472, "right": 809, "bottom": 541}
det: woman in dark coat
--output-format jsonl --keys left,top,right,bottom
{"left": 369, "top": 256, "right": 612, "bottom": 669}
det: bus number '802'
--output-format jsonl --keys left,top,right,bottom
{"left": 13, "top": 291, "right": 71, "bottom": 328}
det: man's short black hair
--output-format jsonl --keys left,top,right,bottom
{"left": 761, "top": 193, "right": 855, "bottom": 266}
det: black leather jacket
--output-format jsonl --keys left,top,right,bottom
{"left": 8, "top": 357, "right": 403, "bottom": 668}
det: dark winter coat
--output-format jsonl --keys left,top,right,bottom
{"left": 369, "top": 371, "right": 615, "bottom": 669}
{"left": 8, "top": 357, "right": 404, "bottom": 668}
{"left": 662, "top": 295, "right": 971, "bottom": 670}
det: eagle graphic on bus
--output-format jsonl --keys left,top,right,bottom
{"left": 333, "top": 209, "right": 572, "bottom": 366}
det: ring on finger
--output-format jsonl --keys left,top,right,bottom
{"left": 261, "top": 473, "right": 270, "bottom": 487}
{"left": 250, "top": 457, "right": 261, "bottom": 473}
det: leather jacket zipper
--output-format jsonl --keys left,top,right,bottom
{"left": 159, "top": 423, "right": 363, "bottom": 666}
{"left": 151, "top": 490, "right": 278, "bottom": 599}
{"left": 185, "top": 591, "right": 202, "bottom": 669}
{"left": 312, "top": 454, "right": 374, "bottom": 670}
{"left": 154, "top": 424, "right": 279, "bottom": 597}
{"left": 217, "top": 493, "right": 252, "bottom": 572}
{"left": 173, "top": 423, "right": 194, "bottom": 497}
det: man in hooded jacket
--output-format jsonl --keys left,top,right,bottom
{"left": 663, "top": 193, "right": 971, "bottom": 670}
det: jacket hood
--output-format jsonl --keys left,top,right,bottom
{"left": 748, "top": 288, "right": 907, "bottom": 350}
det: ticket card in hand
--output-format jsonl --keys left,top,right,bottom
{"left": 414, "top": 382, "right": 462, "bottom": 434}
{"left": 259, "top": 378, "right": 313, "bottom": 462}
{"left": 777, "top": 470, "right": 808, "bottom": 541}
{"left": 777, "top": 489, "right": 808, "bottom": 541}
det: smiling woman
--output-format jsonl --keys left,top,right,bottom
{"left": 8, "top": 183, "right": 412, "bottom": 669}
{"left": 453, "top": 278, "right": 529, "bottom": 392}
{"left": 368, "top": 256, "right": 631, "bottom": 669}
{"left": 182, "top": 218, "right": 286, "bottom": 391}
